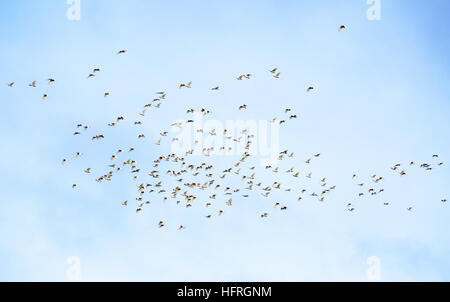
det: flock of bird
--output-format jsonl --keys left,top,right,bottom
{"left": 5, "top": 25, "right": 447, "bottom": 230}
{"left": 345, "top": 155, "right": 446, "bottom": 212}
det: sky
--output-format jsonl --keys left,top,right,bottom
{"left": 0, "top": 0, "right": 449, "bottom": 281}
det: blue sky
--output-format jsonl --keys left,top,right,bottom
{"left": 0, "top": 0, "right": 449, "bottom": 281}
